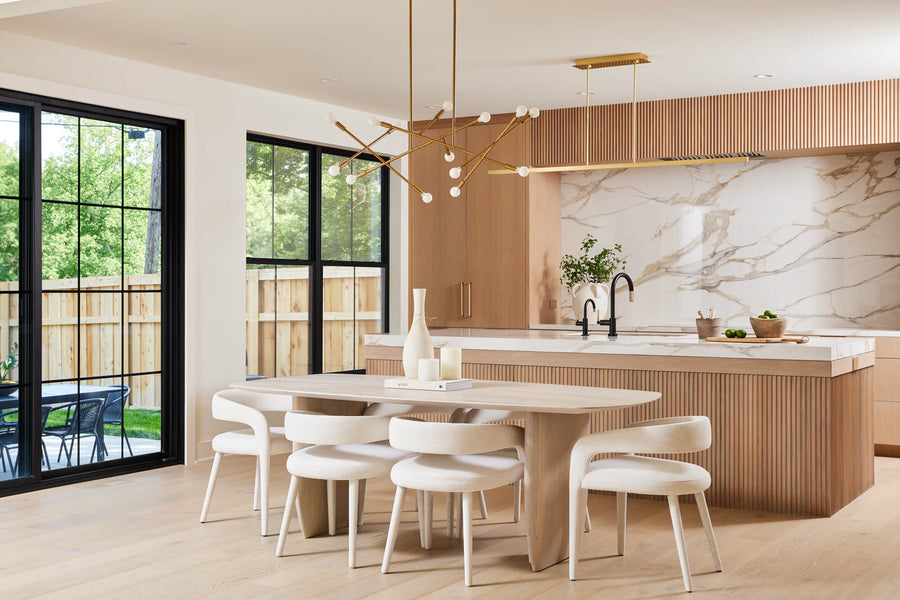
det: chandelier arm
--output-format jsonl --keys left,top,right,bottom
{"left": 455, "top": 116, "right": 526, "bottom": 188}
{"left": 338, "top": 128, "right": 394, "bottom": 169}
{"left": 457, "top": 116, "right": 528, "bottom": 170}
{"left": 384, "top": 123, "right": 519, "bottom": 171}
{"left": 336, "top": 122, "right": 425, "bottom": 195}
{"left": 353, "top": 125, "right": 473, "bottom": 179}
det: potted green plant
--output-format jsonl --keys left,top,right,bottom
{"left": 560, "top": 235, "right": 625, "bottom": 323}
{"left": 0, "top": 342, "right": 18, "bottom": 397}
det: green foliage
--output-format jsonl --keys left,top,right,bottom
{"left": 559, "top": 234, "right": 625, "bottom": 290}
{"left": 0, "top": 113, "right": 159, "bottom": 282}
{"left": 0, "top": 342, "right": 17, "bottom": 381}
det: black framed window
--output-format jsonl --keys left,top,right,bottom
{"left": 246, "top": 135, "right": 389, "bottom": 376}
{"left": 0, "top": 88, "right": 184, "bottom": 495}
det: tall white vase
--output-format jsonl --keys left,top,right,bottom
{"left": 402, "top": 288, "right": 434, "bottom": 378}
{"left": 572, "top": 282, "right": 610, "bottom": 323}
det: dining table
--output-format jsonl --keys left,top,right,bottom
{"left": 0, "top": 383, "right": 122, "bottom": 411}
{"left": 231, "top": 373, "right": 660, "bottom": 571}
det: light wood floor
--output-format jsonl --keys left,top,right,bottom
{"left": 2, "top": 457, "right": 900, "bottom": 600}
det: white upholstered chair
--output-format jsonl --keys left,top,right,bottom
{"left": 568, "top": 416, "right": 723, "bottom": 591}
{"left": 200, "top": 389, "right": 296, "bottom": 536}
{"left": 275, "top": 411, "right": 411, "bottom": 568}
{"left": 382, "top": 418, "right": 525, "bottom": 586}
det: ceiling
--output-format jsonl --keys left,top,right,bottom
{"left": 2, "top": 0, "right": 899, "bottom": 120}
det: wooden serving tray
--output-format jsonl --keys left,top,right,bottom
{"left": 705, "top": 336, "right": 809, "bottom": 343}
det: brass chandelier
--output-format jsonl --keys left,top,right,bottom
{"left": 325, "top": 0, "right": 538, "bottom": 203}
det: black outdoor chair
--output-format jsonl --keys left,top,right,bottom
{"left": 1, "top": 408, "right": 51, "bottom": 475}
{"left": 92, "top": 387, "right": 132, "bottom": 461}
{"left": 41, "top": 399, "right": 105, "bottom": 468}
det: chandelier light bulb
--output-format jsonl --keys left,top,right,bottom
{"left": 421, "top": 192, "right": 433, "bottom": 203}
{"left": 529, "top": 107, "right": 540, "bottom": 118}
{"left": 450, "top": 186, "right": 461, "bottom": 197}
{"left": 325, "top": 112, "right": 336, "bottom": 124}
{"left": 345, "top": 174, "right": 358, "bottom": 185}
{"left": 515, "top": 105, "right": 528, "bottom": 117}
{"left": 517, "top": 166, "right": 530, "bottom": 177}
{"left": 442, "top": 100, "right": 453, "bottom": 111}
{"left": 328, "top": 164, "right": 341, "bottom": 177}
{"left": 449, "top": 167, "right": 462, "bottom": 179}
{"left": 443, "top": 150, "right": 455, "bottom": 162}
{"left": 478, "top": 112, "right": 491, "bottom": 123}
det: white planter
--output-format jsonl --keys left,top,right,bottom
{"left": 571, "top": 282, "right": 610, "bottom": 323}
{"left": 402, "top": 288, "right": 434, "bottom": 378}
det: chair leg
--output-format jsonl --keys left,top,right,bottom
{"left": 358, "top": 479, "right": 367, "bottom": 526}
{"left": 446, "top": 492, "right": 455, "bottom": 537}
{"left": 416, "top": 489, "right": 425, "bottom": 547}
{"left": 667, "top": 495, "right": 693, "bottom": 592}
{"left": 276, "top": 475, "right": 300, "bottom": 557}
{"left": 462, "top": 491, "right": 474, "bottom": 586}
{"left": 259, "top": 455, "right": 270, "bottom": 537}
{"left": 348, "top": 479, "right": 359, "bottom": 568}
{"left": 569, "top": 485, "right": 587, "bottom": 581}
{"left": 200, "top": 452, "right": 223, "bottom": 523}
{"left": 617, "top": 492, "right": 627, "bottom": 555}
{"left": 513, "top": 480, "right": 521, "bottom": 523}
{"left": 695, "top": 491, "right": 723, "bottom": 572}
{"left": 584, "top": 505, "right": 592, "bottom": 533}
{"left": 476, "top": 490, "right": 488, "bottom": 520}
{"left": 41, "top": 440, "right": 51, "bottom": 471}
{"left": 456, "top": 492, "right": 463, "bottom": 538}
{"left": 253, "top": 457, "right": 261, "bottom": 511}
{"left": 122, "top": 428, "right": 133, "bottom": 457}
{"left": 327, "top": 479, "right": 337, "bottom": 536}
{"left": 423, "top": 491, "right": 433, "bottom": 550}
{"left": 381, "top": 486, "right": 408, "bottom": 574}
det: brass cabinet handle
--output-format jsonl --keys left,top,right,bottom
{"left": 467, "top": 282, "right": 472, "bottom": 318}
{"left": 459, "top": 282, "right": 465, "bottom": 318}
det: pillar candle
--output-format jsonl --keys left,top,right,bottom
{"left": 440, "top": 347, "right": 462, "bottom": 380}
{"left": 418, "top": 358, "right": 441, "bottom": 382}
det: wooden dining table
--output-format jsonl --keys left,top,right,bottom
{"left": 230, "top": 373, "right": 660, "bottom": 571}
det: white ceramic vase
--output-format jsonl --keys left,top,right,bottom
{"left": 402, "top": 288, "right": 434, "bottom": 378}
{"left": 571, "top": 282, "right": 610, "bottom": 323}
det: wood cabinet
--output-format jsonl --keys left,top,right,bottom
{"left": 409, "top": 120, "right": 560, "bottom": 328}
{"left": 874, "top": 337, "right": 900, "bottom": 457}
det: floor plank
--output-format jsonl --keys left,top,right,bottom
{"left": 2, "top": 456, "right": 900, "bottom": 599}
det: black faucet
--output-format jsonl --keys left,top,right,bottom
{"left": 599, "top": 272, "right": 635, "bottom": 339}
{"left": 576, "top": 298, "right": 596, "bottom": 339}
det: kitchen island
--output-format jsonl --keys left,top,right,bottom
{"left": 365, "top": 330, "right": 876, "bottom": 516}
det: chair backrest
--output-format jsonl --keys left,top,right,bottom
{"left": 103, "top": 386, "right": 131, "bottom": 418}
{"left": 573, "top": 415, "right": 711, "bottom": 457}
{"left": 388, "top": 417, "right": 524, "bottom": 456}
{"left": 211, "top": 390, "right": 273, "bottom": 451}
{"left": 283, "top": 411, "right": 391, "bottom": 446}
{"left": 72, "top": 399, "right": 105, "bottom": 435}
{"left": 450, "top": 408, "right": 521, "bottom": 424}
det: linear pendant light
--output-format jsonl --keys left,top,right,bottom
{"left": 489, "top": 52, "right": 749, "bottom": 175}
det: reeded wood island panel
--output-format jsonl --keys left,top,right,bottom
{"left": 366, "top": 341, "right": 875, "bottom": 517}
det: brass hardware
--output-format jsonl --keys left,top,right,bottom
{"left": 572, "top": 53, "right": 650, "bottom": 70}
{"left": 467, "top": 282, "right": 472, "bottom": 318}
{"left": 490, "top": 156, "right": 750, "bottom": 174}
{"left": 459, "top": 283, "right": 465, "bottom": 318}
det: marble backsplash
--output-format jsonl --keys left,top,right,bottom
{"left": 560, "top": 151, "right": 900, "bottom": 330}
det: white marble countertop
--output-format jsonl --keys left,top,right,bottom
{"left": 530, "top": 323, "right": 900, "bottom": 338}
{"left": 365, "top": 329, "right": 875, "bottom": 362}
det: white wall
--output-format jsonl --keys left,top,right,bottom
{"left": 0, "top": 31, "right": 410, "bottom": 464}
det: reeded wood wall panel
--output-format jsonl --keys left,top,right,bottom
{"left": 366, "top": 357, "right": 874, "bottom": 516}
{"left": 531, "top": 79, "right": 900, "bottom": 166}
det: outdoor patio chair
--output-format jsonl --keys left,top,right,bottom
{"left": 1, "top": 409, "right": 51, "bottom": 475}
{"left": 92, "top": 387, "right": 133, "bottom": 461}
{"left": 41, "top": 398, "right": 105, "bottom": 468}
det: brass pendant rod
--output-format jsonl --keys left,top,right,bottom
{"left": 489, "top": 155, "right": 750, "bottom": 175}
{"left": 585, "top": 66, "right": 590, "bottom": 166}
{"left": 451, "top": 0, "right": 456, "bottom": 152}
{"left": 337, "top": 128, "right": 394, "bottom": 169}
{"left": 381, "top": 121, "right": 519, "bottom": 171}
{"left": 336, "top": 121, "right": 425, "bottom": 195}
{"left": 408, "top": 0, "right": 413, "bottom": 159}
{"left": 632, "top": 59, "right": 637, "bottom": 163}
{"left": 456, "top": 115, "right": 523, "bottom": 189}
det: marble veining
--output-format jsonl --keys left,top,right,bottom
{"left": 560, "top": 152, "right": 900, "bottom": 329}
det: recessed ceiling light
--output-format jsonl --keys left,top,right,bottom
{"left": 318, "top": 77, "right": 338, "bottom": 83}
{"left": 425, "top": 104, "right": 443, "bottom": 109}
{"left": 576, "top": 91, "right": 597, "bottom": 96}
{"left": 0, "top": 1, "right": 25, "bottom": 4}
{"left": 174, "top": 42, "right": 193, "bottom": 48}
{"left": 754, "top": 73, "right": 775, "bottom": 79}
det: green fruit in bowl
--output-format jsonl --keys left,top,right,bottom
{"left": 764, "top": 309, "right": 775, "bottom": 318}
{"left": 758, "top": 314, "right": 768, "bottom": 319}
{"left": 736, "top": 329, "right": 747, "bottom": 338}
{"left": 725, "top": 329, "right": 736, "bottom": 338}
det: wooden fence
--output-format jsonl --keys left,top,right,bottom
{"left": 0, "top": 268, "right": 383, "bottom": 410}
{"left": 246, "top": 266, "right": 383, "bottom": 377}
